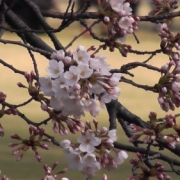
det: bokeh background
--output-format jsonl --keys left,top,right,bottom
{"left": 0, "top": 0, "right": 180, "bottom": 179}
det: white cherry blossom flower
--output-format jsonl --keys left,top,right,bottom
{"left": 89, "top": 58, "right": 101, "bottom": 70}
{"left": 115, "top": 150, "right": 128, "bottom": 164}
{"left": 84, "top": 99, "right": 100, "bottom": 117}
{"left": 109, "top": 0, "right": 123, "bottom": 13}
{"left": 64, "top": 66, "right": 80, "bottom": 86}
{"left": 46, "top": 60, "right": 64, "bottom": 78}
{"left": 77, "top": 64, "right": 93, "bottom": 79}
{"left": 96, "top": 56, "right": 111, "bottom": 75}
{"left": 107, "top": 86, "right": 121, "bottom": 100}
{"left": 39, "top": 77, "right": 54, "bottom": 96}
{"left": 73, "top": 49, "right": 90, "bottom": 65}
{"left": 118, "top": 16, "right": 134, "bottom": 31}
{"left": 78, "top": 132, "right": 101, "bottom": 153}
{"left": 54, "top": 86, "right": 70, "bottom": 100}
{"left": 61, "top": 98, "right": 84, "bottom": 119}
{"left": 108, "top": 129, "right": 117, "bottom": 141}
{"left": 100, "top": 93, "right": 112, "bottom": 109}
{"left": 118, "top": 2, "right": 132, "bottom": 16}
{"left": 81, "top": 153, "right": 101, "bottom": 177}
{"left": 89, "top": 83, "right": 105, "bottom": 95}
{"left": 66, "top": 151, "right": 83, "bottom": 170}
{"left": 50, "top": 96, "right": 63, "bottom": 111}
{"left": 52, "top": 74, "right": 66, "bottom": 90}
{"left": 81, "top": 165, "right": 100, "bottom": 177}
{"left": 82, "top": 153, "right": 96, "bottom": 165}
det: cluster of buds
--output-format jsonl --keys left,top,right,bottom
{"left": 127, "top": 152, "right": 171, "bottom": 180}
{"left": 17, "top": 71, "right": 44, "bottom": 102}
{"left": 148, "top": 0, "right": 178, "bottom": 22}
{"left": 153, "top": 24, "right": 180, "bottom": 111}
{"left": 0, "top": 91, "right": 18, "bottom": 117}
{"left": 39, "top": 46, "right": 121, "bottom": 120}
{"left": 157, "top": 59, "right": 180, "bottom": 111}
{"left": 60, "top": 120, "right": 128, "bottom": 179}
{"left": 0, "top": 92, "right": 18, "bottom": 137}
{"left": 129, "top": 112, "right": 180, "bottom": 149}
{"left": 9, "top": 125, "right": 51, "bottom": 162}
{"left": 42, "top": 163, "right": 68, "bottom": 180}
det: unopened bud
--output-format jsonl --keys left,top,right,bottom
{"left": 0, "top": 92, "right": 6, "bottom": 103}
{"left": 104, "top": 16, "right": 110, "bottom": 23}
{"left": 17, "top": 82, "right": 26, "bottom": 88}
{"left": 102, "top": 174, "right": 108, "bottom": 180}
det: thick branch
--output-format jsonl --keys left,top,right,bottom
{"left": 4, "top": 4, "right": 54, "bottom": 54}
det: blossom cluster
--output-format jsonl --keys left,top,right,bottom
{"left": 129, "top": 112, "right": 180, "bottom": 149}
{"left": 103, "top": 0, "right": 139, "bottom": 43}
{"left": 156, "top": 24, "right": 180, "bottom": 111}
{"left": 39, "top": 46, "right": 121, "bottom": 119}
{"left": 60, "top": 121, "right": 128, "bottom": 179}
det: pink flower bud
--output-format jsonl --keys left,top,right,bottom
{"left": 0, "top": 124, "right": 4, "bottom": 137}
{"left": 104, "top": 16, "right": 110, "bottom": 23}
{"left": 10, "top": 133, "right": 21, "bottom": 140}
{"left": 64, "top": 56, "right": 72, "bottom": 65}
{"left": 35, "top": 151, "right": 41, "bottom": 162}
{"left": 40, "top": 144, "right": 49, "bottom": 150}
{"left": 0, "top": 92, "right": 6, "bottom": 103}
{"left": 73, "top": 83, "right": 81, "bottom": 90}
{"left": 100, "top": 127, "right": 108, "bottom": 134}
{"left": 161, "top": 87, "right": 167, "bottom": 93}
{"left": 52, "top": 162, "right": 59, "bottom": 170}
{"left": 30, "top": 71, "right": 36, "bottom": 79}
{"left": 16, "top": 153, "right": 23, "bottom": 161}
{"left": 18, "top": 82, "right": 26, "bottom": 88}
{"left": 8, "top": 143, "right": 18, "bottom": 147}
{"left": 41, "top": 103, "right": 48, "bottom": 111}
{"left": 136, "top": 152, "right": 142, "bottom": 159}
{"left": 12, "top": 148, "right": 21, "bottom": 155}
{"left": 102, "top": 174, "right": 108, "bottom": 180}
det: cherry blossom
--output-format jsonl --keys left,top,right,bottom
{"left": 73, "top": 49, "right": 90, "bottom": 65}
{"left": 78, "top": 132, "right": 101, "bottom": 153}
{"left": 66, "top": 150, "right": 84, "bottom": 170}
{"left": 39, "top": 77, "right": 54, "bottom": 96}
{"left": 64, "top": 66, "right": 80, "bottom": 86}
{"left": 77, "top": 64, "right": 93, "bottom": 79}
{"left": 108, "top": 129, "right": 117, "bottom": 141}
{"left": 109, "top": 0, "right": 124, "bottom": 13}
{"left": 115, "top": 151, "right": 128, "bottom": 164}
{"left": 46, "top": 60, "right": 64, "bottom": 78}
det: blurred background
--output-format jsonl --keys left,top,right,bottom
{"left": 0, "top": 0, "right": 180, "bottom": 179}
